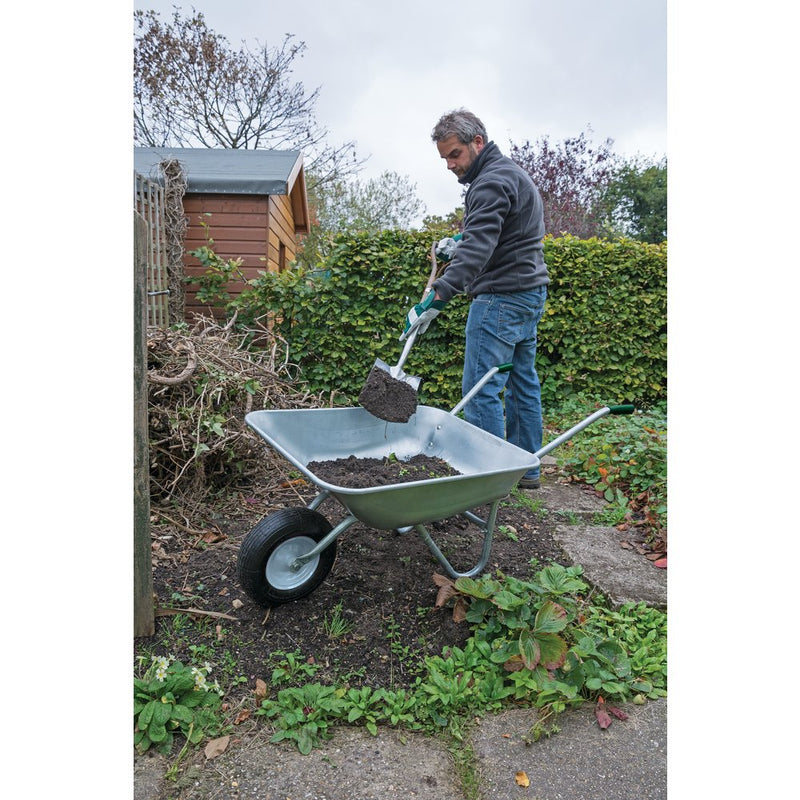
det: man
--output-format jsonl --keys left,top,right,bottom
{"left": 402, "top": 109, "right": 549, "bottom": 488}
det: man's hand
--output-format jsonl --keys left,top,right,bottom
{"left": 435, "top": 234, "right": 462, "bottom": 262}
{"left": 400, "top": 292, "right": 446, "bottom": 341}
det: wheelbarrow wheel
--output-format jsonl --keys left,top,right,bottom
{"left": 237, "top": 508, "right": 336, "bottom": 607}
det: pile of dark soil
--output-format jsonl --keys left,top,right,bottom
{"left": 142, "top": 454, "right": 566, "bottom": 699}
{"left": 307, "top": 453, "right": 459, "bottom": 488}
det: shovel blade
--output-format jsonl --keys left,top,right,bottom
{"left": 373, "top": 358, "right": 421, "bottom": 391}
{"left": 359, "top": 359, "right": 421, "bottom": 423}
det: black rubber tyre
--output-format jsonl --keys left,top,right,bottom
{"left": 237, "top": 508, "right": 336, "bottom": 607}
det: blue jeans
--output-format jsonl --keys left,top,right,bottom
{"left": 462, "top": 287, "right": 547, "bottom": 480}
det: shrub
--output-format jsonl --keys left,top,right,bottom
{"left": 191, "top": 229, "right": 666, "bottom": 409}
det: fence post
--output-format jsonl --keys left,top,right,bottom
{"left": 134, "top": 211, "right": 155, "bottom": 637}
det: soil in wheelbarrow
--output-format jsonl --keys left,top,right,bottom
{"left": 142, "top": 455, "right": 568, "bottom": 711}
{"left": 307, "top": 453, "right": 460, "bottom": 487}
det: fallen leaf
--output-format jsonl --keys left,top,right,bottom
{"left": 452, "top": 596, "right": 468, "bottom": 623}
{"left": 234, "top": 709, "right": 251, "bottom": 725}
{"left": 200, "top": 530, "right": 226, "bottom": 544}
{"left": 595, "top": 697, "right": 612, "bottom": 729}
{"left": 502, "top": 733, "right": 512, "bottom": 739}
{"left": 232, "top": 599, "right": 244, "bottom": 609}
{"left": 607, "top": 705, "right": 629, "bottom": 721}
{"left": 515, "top": 771, "right": 530, "bottom": 787}
{"left": 435, "top": 583, "right": 458, "bottom": 608}
{"left": 204, "top": 735, "right": 230, "bottom": 759}
{"left": 254, "top": 679, "right": 268, "bottom": 700}
{"left": 653, "top": 558, "right": 667, "bottom": 569}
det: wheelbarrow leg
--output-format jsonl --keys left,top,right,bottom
{"left": 289, "top": 513, "right": 359, "bottom": 570}
{"left": 414, "top": 499, "right": 500, "bottom": 580}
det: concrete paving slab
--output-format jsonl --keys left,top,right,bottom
{"left": 472, "top": 701, "right": 667, "bottom": 800}
{"left": 553, "top": 524, "right": 667, "bottom": 608}
{"left": 534, "top": 480, "right": 608, "bottom": 519}
{"left": 137, "top": 725, "right": 463, "bottom": 800}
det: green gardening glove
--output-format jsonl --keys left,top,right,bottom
{"left": 399, "top": 292, "right": 447, "bottom": 341}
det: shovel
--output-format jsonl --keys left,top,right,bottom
{"left": 358, "top": 244, "right": 440, "bottom": 423}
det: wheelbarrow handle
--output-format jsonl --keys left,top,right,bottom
{"left": 609, "top": 404, "right": 635, "bottom": 414}
{"left": 534, "top": 403, "right": 636, "bottom": 458}
{"left": 449, "top": 363, "right": 514, "bottom": 417}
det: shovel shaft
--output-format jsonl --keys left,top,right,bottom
{"left": 393, "top": 327, "right": 419, "bottom": 374}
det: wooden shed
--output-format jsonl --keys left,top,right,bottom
{"left": 134, "top": 147, "right": 309, "bottom": 321}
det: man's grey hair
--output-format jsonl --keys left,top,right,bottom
{"left": 431, "top": 109, "right": 488, "bottom": 145}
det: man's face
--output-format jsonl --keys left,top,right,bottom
{"left": 436, "top": 134, "right": 485, "bottom": 179}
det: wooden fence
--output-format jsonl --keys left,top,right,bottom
{"left": 134, "top": 211, "right": 155, "bottom": 637}
{"left": 134, "top": 172, "right": 170, "bottom": 328}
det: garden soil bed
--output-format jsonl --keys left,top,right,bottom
{"left": 140, "top": 455, "right": 568, "bottom": 706}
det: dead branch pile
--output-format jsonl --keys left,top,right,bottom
{"left": 147, "top": 314, "right": 335, "bottom": 511}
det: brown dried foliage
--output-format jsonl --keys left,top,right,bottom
{"left": 146, "top": 315, "right": 335, "bottom": 516}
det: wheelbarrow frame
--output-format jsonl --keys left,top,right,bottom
{"left": 238, "top": 364, "right": 633, "bottom": 607}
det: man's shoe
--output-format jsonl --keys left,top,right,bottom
{"left": 518, "top": 476, "right": 540, "bottom": 490}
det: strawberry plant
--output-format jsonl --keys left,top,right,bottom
{"left": 434, "top": 564, "right": 666, "bottom": 708}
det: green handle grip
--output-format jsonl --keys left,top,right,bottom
{"left": 608, "top": 404, "right": 635, "bottom": 414}
{"left": 497, "top": 363, "right": 513, "bottom": 373}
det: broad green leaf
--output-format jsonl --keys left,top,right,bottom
{"left": 148, "top": 718, "right": 168, "bottom": 742}
{"left": 171, "top": 704, "right": 194, "bottom": 724}
{"left": 534, "top": 601, "right": 568, "bottom": 633}
{"left": 137, "top": 700, "right": 157, "bottom": 729}
{"left": 536, "top": 632, "right": 568, "bottom": 670}
{"left": 453, "top": 576, "right": 492, "bottom": 599}
{"left": 519, "top": 630, "right": 541, "bottom": 670}
{"left": 298, "top": 730, "right": 313, "bottom": 755}
{"left": 152, "top": 701, "right": 173, "bottom": 727}
{"left": 491, "top": 590, "right": 526, "bottom": 611}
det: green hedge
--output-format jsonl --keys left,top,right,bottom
{"left": 230, "top": 231, "right": 666, "bottom": 410}
{"left": 539, "top": 235, "right": 666, "bottom": 407}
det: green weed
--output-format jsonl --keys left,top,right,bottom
{"left": 322, "top": 602, "right": 353, "bottom": 639}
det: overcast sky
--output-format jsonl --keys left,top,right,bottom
{"left": 133, "top": 0, "right": 667, "bottom": 223}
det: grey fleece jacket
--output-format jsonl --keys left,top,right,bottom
{"left": 432, "top": 141, "right": 549, "bottom": 302}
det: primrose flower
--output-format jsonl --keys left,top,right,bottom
{"left": 151, "top": 655, "right": 170, "bottom": 682}
{"left": 191, "top": 666, "right": 209, "bottom": 691}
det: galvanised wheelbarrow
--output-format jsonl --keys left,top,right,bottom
{"left": 237, "top": 364, "right": 634, "bottom": 607}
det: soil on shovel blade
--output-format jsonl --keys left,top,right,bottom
{"left": 142, "top": 454, "right": 569, "bottom": 717}
{"left": 358, "top": 366, "right": 418, "bottom": 422}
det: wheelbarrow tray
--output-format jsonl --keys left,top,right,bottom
{"left": 245, "top": 405, "right": 538, "bottom": 531}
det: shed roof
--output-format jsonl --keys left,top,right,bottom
{"left": 134, "top": 147, "right": 304, "bottom": 195}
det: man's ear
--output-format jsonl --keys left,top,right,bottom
{"left": 473, "top": 135, "right": 486, "bottom": 152}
